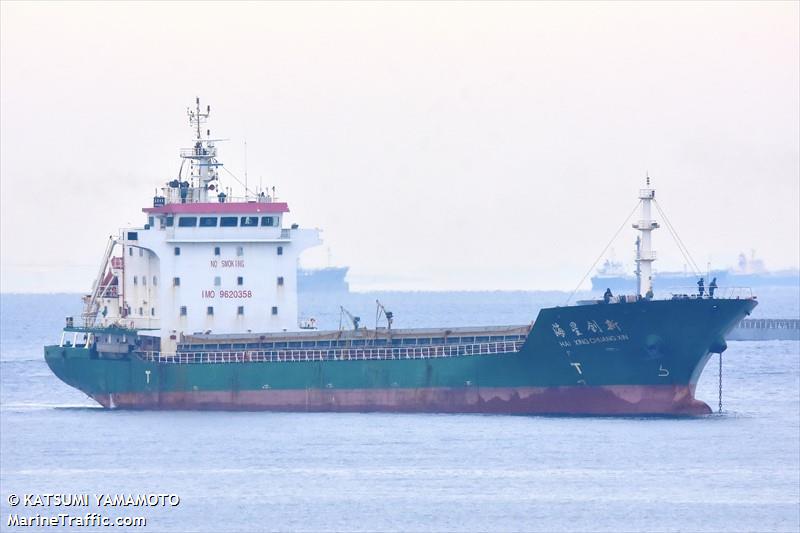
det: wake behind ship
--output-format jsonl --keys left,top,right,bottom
{"left": 44, "top": 100, "right": 757, "bottom": 415}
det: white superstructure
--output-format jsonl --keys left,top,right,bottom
{"left": 82, "top": 99, "right": 321, "bottom": 352}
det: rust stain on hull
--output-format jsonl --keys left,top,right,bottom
{"left": 93, "top": 385, "right": 711, "bottom": 416}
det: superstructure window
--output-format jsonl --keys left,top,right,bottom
{"left": 236, "top": 246, "right": 244, "bottom": 257}
{"left": 271, "top": 306, "right": 278, "bottom": 315}
{"left": 220, "top": 217, "right": 238, "bottom": 227}
{"left": 178, "top": 217, "right": 198, "bottom": 227}
{"left": 214, "top": 246, "right": 220, "bottom": 256}
{"left": 174, "top": 247, "right": 180, "bottom": 256}
{"left": 129, "top": 248, "right": 133, "bottom": 256}
{"left": 165, "top": 216, "right": 174, "bottom": 227}
{"left": 261, "top": 216, "right": 274, "bottom": 227}
{"left": 151, "top": 307, "right": 155, "bottom": 316}
{"left": 237, "top": 306, "right": 244, "bottom": 316}
{"left": 277, "top": 246, "right": 283, "bottom": 256}
{"left": 133, "top": 276, "right": 138, "bottom": 285}
{"left": 139, "top": 248, "right": 143, "bottom": 257}
{"left": 199, "top": 216, "right": 218, "bottom": 227}
{"left": 214, "top": 276, "right": 221, "bottom": 286}
{"left": 237, "top": 276, "right": 243, "bottom": 286}
{"left": 241, "top": 216, "right": 258, "bottom": 227}
{"left": 207, "top": 306, "right": 214, "bottom": 316}
{"left": 180, "top": 306, "right": 187, "bottom": 316}
{"left": 173, "top": 277, "right": 180, "bottom": 287}
{"left": 142, "top": 276, "right": 146, "bottom": 286}
{"left": 277, "top": 276, "right": 284, "bottom": 286}
{"left": 153, "top": 276, "right": 157, "bottom": 286}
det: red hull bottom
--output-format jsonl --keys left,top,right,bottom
{"left": 92, "top": 385, "right": 712, "bottom": 415}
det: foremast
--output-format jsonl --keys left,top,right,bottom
{"left": 633, "top": 176, "right": 659, "bottom": 296}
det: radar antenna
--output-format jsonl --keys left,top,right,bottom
{"left": 187, "top": 96, "right": 211, "bottom": 141}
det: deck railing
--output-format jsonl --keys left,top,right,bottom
{"left": 665, "top": 286, "right": 755, "bottom": 300}
{"left": 136, "top": 340, "right": 525, "bottom": 365}
{"left": 737, "top": 318, "right": 799, "bottom": 330}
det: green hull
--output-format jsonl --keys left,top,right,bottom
{"left": 44, "top": 298, "right": 756, "bottom": 415}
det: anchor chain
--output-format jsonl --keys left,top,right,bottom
{"left": 718, "top": 351, "right": 723, "bottom": 414}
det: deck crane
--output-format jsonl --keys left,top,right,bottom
{"left": 375, "top": 300, "right": 394, "bottom": 331}
{"left": 339, "top": 306, "right": 361, "bottom": 331}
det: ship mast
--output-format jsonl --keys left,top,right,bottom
{"left": 181, "top": 97, "right": 221, "bottom": 203}
{"left": 633, "top": 176, "right": 659, "bottom": 296}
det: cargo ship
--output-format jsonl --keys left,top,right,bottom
{"left": 44, "top": 100, "right": 757, "bottom": 415}
{"left": 298, "top": 266, "right": 349, "bottom": 293}
{"left": 592, "top": 251, "right": 799, "bottom": 292}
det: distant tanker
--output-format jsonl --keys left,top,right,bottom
{"left": 592, "top": 251, "right": 799, "bottom": 292}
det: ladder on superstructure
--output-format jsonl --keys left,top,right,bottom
{"left": 82, "top": 237, "right": 117, "bottom": 327}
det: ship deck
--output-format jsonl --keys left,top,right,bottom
{"left": 179, "top": 324, "right": 532, "bottom": 352}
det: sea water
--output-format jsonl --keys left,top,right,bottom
{"left": 1, "top": 292, "right": 798, "bottom": 532}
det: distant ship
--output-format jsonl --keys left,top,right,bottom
{"left": 592, "top": 251, "right": 799, "bottom": 292}
{"left": 297, "top": 266, "right": 349, "bottom": 293}
{"left": 44, "top": 100, "right": 757, "bottom": 415}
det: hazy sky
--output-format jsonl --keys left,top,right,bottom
{"left": 1, "top": 1, "right": 798, "bottom": 292}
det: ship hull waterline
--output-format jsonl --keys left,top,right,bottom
{"left": 81, "top": 385, "right": 710, "bottom": 415}
{"left": 44, "top": 298, "right": 756, "bottom": 416}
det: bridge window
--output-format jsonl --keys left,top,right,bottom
{"left": 214, "top": 246, "right": 220, "bottom": 256}
{"left": 207, "top": 306, "right": 214, "bottom": 316}
{"left": 180, "top": 306, "right": 187, "bottom": 316}
{"left": 174, "top": 246, "right": 180, "bottom": 256}
{"left": 271, "top": 306, "right": 278, "bottom": 315}
{"left": 237, "top": 276, "right": 243, "bottom": 286}
{"left": 214, "top": 276, "right": 221, "bottom": 286}
{"left": 241, "top": 216, "right": 259, "bottom": 227}
{"left": 277, "top": 246, "right": 283, "bottom": 256}
{"left": 199, "top": 216, "right": 218, "bottom": 227}
{"left": 173, "top": 277, "right": 180, "bottom": 287}
{"left": 178, "top": 217, "right": 198, "bottom": 227}
{"left": 261, "top": 216, "right": 274, "bottom": 227}
{"left": 277, "top": 276, "right": 284, "bottom": 286}
{"left": 237, "top": 306, "right": 244, "bottom": 316}
{"left": 220, "top": 217, "right": 238, "bottom": 227}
